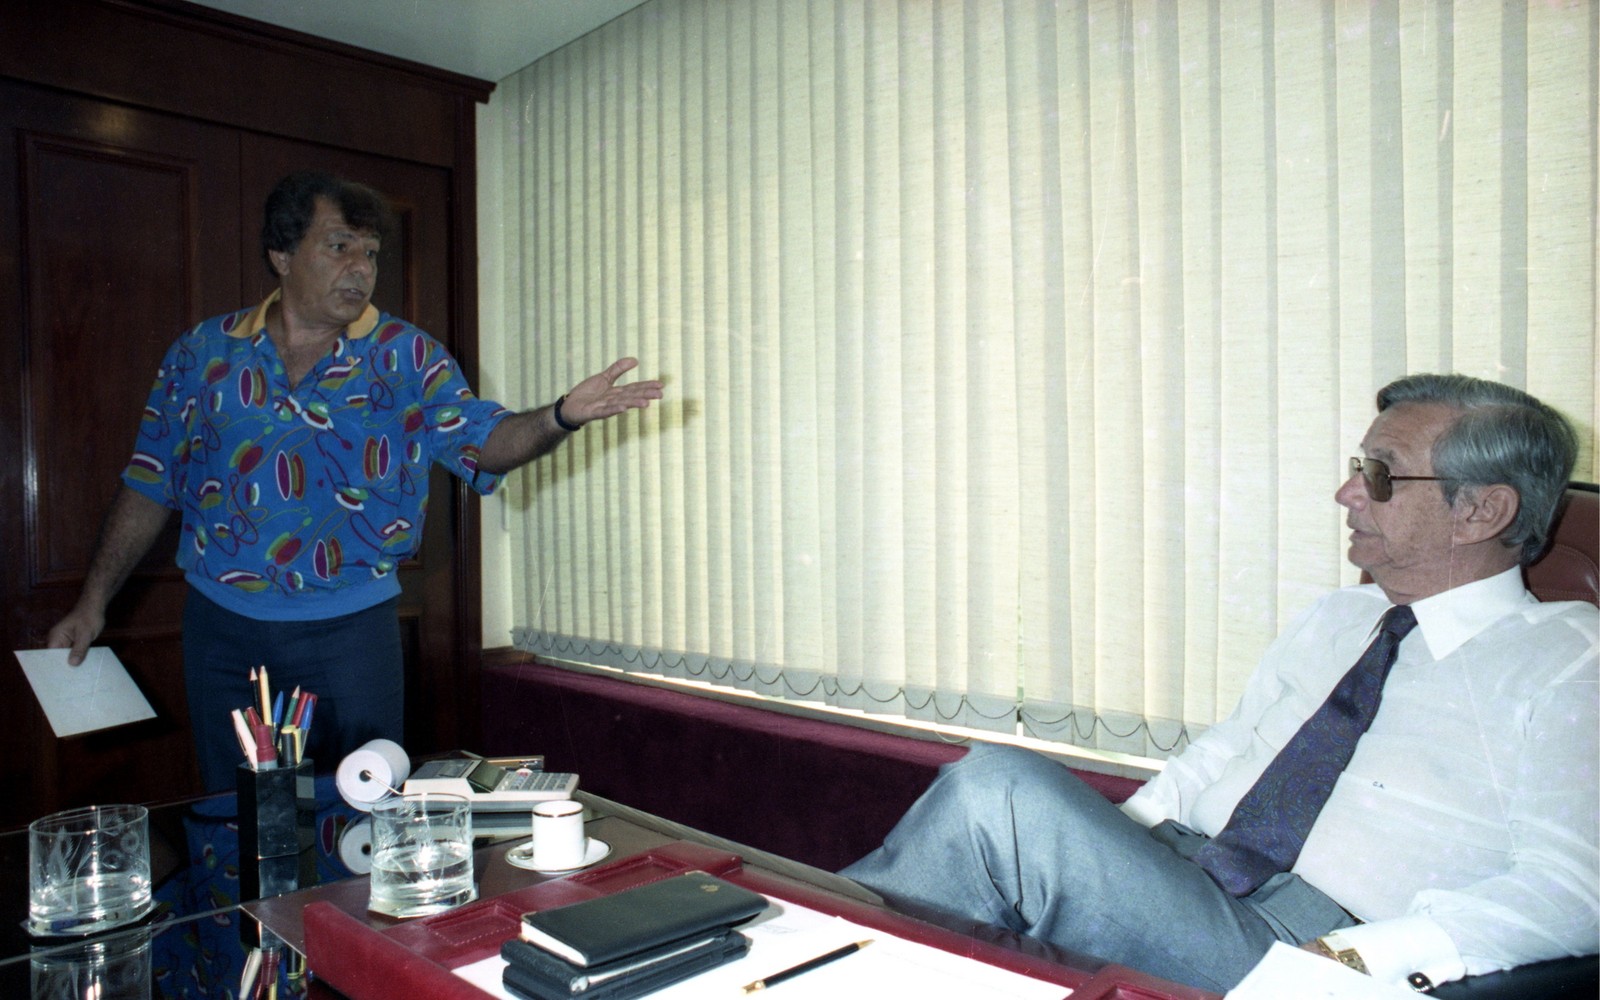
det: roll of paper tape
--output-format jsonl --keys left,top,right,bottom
{"left": 335, "top": 739, "right": 410, "bottom": 811}
{"left": 337, "top": 818, "right": 374, "bottom": 874}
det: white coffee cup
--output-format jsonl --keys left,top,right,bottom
{"left": 530, "top": 800, "right": 586, "bottom": 870}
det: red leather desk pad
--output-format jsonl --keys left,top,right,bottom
{"left": 247, "top": 814, "right": 1215, "bottom": 1000}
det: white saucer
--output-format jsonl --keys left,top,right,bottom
{"left": 505, "top": 837, "right": 611, "bottom": 874}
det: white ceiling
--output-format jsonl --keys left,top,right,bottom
{"left": 185, "top": 0, "right": 651, "bottom": 83}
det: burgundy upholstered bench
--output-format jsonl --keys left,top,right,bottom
{"left": 478, "top": 658, "right": 1140, "bottom": 873}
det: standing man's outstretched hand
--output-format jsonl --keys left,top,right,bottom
{"left": 478, "top": 357, "right": 666, "bottom": 474}
{"left": 559, "top": 357, "right": 663, "bottom": 426}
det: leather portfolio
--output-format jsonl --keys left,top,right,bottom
{"left": 517, "top": 870, "right": 765, "bottom": 966}
{"left": 501, "top": 929, "right": 751, "bottom": 1000}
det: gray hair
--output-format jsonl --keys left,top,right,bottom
{"left": 1376, "top": 374, "right": 1578, "bottom": 564}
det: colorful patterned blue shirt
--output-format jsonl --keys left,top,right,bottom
{"left": 122, "top": 292, "right": 508, "bottom": 620}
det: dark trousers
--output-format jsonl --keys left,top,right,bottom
{"left": 183, "top": 587, "right": 404, "bottom": 792}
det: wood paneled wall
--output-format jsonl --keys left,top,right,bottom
{"left": 0, "top": 0, "right": 493, "bottom": 828}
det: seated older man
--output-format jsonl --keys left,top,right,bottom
{"left": 841, "top": 373, "right": 1597, "bottom": 993}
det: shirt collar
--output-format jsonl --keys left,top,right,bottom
{"left": 228, "top": 288, "right": 380, "bottom": 340}
{"left": 1407, "top": 565, "right": 1533, "bottom": 660}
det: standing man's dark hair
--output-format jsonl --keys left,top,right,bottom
{"left": 259, "top": 171, "right": 395, "bottom": 277}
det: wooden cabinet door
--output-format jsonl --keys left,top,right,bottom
{"left": 0, "top": 87, "right": 475, "bottom": 827}
{"left": 0, "top": 80, "right": 243, "bottom": 822}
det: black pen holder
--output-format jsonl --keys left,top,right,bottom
{"left": 236, "top": 760, "right": 315, "bottom": 902}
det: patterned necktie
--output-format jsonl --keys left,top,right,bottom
{"left": 1192, "top": 603, "right": 1419, "bottom": 896}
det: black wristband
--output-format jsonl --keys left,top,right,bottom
{"left": 552, "top": 395, "right": 582, "bottom": 433}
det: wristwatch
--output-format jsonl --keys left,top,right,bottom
{"left": 1316, "top": 932, "right": 1369, "bottom": 975}
{"left": 1314, "top": 933, "right": 1436, "bottom": 993}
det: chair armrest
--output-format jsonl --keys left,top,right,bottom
{"left": 1429, "top": 954, "right": 1598, "bottom": 999}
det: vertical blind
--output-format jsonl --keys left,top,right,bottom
{"left": 478, "top": 0, "right": 1598, "bottom": 758}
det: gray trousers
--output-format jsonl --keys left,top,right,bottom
{"left": 838, "top": 744, "right": 1357, "bottom": 992}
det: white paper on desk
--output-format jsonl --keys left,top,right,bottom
{"left": 1227, "top": 943, "right": 1417, "bottom": 999}
{"left": 15, "top": 647, "right": 157, "bottom": 737}
{"left": 454, "top": 896, "right": 1071, "bottom": 999}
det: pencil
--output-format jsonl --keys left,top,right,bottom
{"left": 256, "top": 664, "right": 271, "bottom": 722}
{"left": 742, "top": 940, "right": 872, "bottom": 993}
{"left": 240, "top": 948, "right": 262, "bottom": 999}
{"left": 231, "top": 709, "right": 256, "bottom": 765}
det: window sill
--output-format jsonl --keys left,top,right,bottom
{"left": 486, "top": 648, "right": 1163, "bottom": 784}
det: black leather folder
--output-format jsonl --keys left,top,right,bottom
{"left": 516, "top": 870, "right": 767, "bottom": 967}
{"left": 501, "top": 929, "right": 751, "bottom": 1000}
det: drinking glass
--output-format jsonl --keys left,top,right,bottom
{"left": 30, "top": 926, "right": 152, "bottom": 1000}
{"left": 367, "top": 792, "right": 476, "bottom": 917}
{"left": 28, "top": 804, "right": 153, "bottom": 937}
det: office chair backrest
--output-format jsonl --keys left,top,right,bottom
{"left": 1526, "top": 485, "right": 1598, "bottom": 607}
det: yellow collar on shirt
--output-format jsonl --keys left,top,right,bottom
{"left": 227, "top": 288, "right": 381, "bottom": 340}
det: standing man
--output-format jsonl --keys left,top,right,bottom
{"left": 48, "top": 171, "right": 662, "bottom": 790}
{"left": 841, "top": 374, "right": 1596, "bottom": 992}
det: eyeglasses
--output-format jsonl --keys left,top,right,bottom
{"left": 1348, "top": 456, "right": 1447, "bottom": 502}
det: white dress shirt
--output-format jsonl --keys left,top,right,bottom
{"left": 1121, "top": 567, "right": 1599, "bottom": 987}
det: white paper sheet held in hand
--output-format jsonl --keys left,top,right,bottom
{"left": 15, "top": 647, "right": 157, "bottom": 737}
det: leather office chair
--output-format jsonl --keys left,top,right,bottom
{"left": 1428, "top": 483, "right": 1598, "bottom": 999}
{"left": 1523, "top": 484, "right": 1599, "bottom": 606}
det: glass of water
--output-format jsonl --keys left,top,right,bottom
{"left": 31, "top": 926, "right": 152, "bottom": 1000}
{"left": 28, "top": 804, "right": 153, "bottom": 937}
{"left": 367, "top": 792, "right": 476, "bottom": 918}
